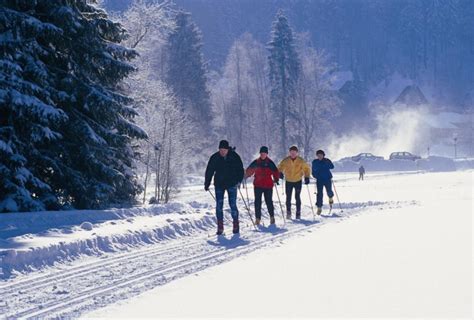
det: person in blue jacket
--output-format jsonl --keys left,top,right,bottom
{"left": 311, "top": 149, "right": 334, "bottom": 215}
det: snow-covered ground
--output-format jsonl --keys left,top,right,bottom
{"left": 1, "top": 171, "right": 472, "bottom": 318}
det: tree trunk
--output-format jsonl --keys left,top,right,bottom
{"left": 143, "top": 148, "right": 150, "bottom": 204}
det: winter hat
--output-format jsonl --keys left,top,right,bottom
{"left": 218, "top": 140, "right": 230, "bottom": 149}
{"left": 289, "top": 145, "right": 298, "bottom": 152}
{"left": 259, "top": 146, "right": 269, "bottom": 154}
{"left": 316, "top": 149, "right": 325, "bottom": 156}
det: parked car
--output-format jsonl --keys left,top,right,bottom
{"left": 351, "top": 153, "right": 384, "bottom": 162}
{"left": 389, "top": 151, "right": 421, "bottom": 161}
{"left": 339, "top": 153, "right": 384, "bottom": 162}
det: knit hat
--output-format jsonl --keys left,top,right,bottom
{"left": 316, "top": 149, "right": 325, "bottom": 156}
{"left": 218, "top": 140, "right": 230, "bottom": 149}
{"left": 289, "top": 145, "right": 298, "bottom": 152}
{"left": 259, "top": 146, "right": 269, "bottom": 154}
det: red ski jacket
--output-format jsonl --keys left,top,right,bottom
{"left": 245, "top": 157, "right": 279, "bottom": 189}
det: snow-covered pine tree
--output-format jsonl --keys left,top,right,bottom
{"left": 165, "top": 10, "right": 212, "bottom": 125}
{"left": 267, "top": 10, "right": 300, "bottom": 158}
{"left": 0, "top": 0, "right": 146, "bottom": 212}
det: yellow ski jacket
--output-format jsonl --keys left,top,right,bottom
{"left": 277, "top": 156, "right": 311, "bottom": 183}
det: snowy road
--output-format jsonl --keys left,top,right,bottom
{"left": 1, "top": 171, "right": 471, "bottom": 319}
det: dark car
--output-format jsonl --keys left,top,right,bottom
{"left": 389, "top": 151, "right": 421, "bottom": 161}
{"left": 346, "top": 153, "right": 384, "bottom": 162}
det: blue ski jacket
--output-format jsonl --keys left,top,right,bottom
{"left": 311, "top": 158, "right": 334, "bottom": 182}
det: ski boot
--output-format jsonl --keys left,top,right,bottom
{"left": 232, "top": 220, "right": 240, "bottom": 234}
{"left": 255, "top": 218, "right": 261, "bottom": 226}
{"left": 329, "top": 197, "right": 334, "bottom": 205}
{"left": 286, "top": 211, "right": 291, "bottom": 219}
{"left": 295, "top": 212, "right": 301, "bottom": 220}
{"left": 317, "top": 207, "right": 322, "bottom": 215}
{"left": 216, "top": 220, "right": 224, "bottom": 235}
{"left": 270, "top": 216, "right": 276, "bottom": 225}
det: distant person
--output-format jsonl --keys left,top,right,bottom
{"left": 311, "top": 150, "right": 335, "bottom": 215}
{"left": 359, "top": 165, "right": 365, "bottom": 180}
{"left": 278, "top": 145, "right": 311, "bottom": 219}
{"left": 205, "top": 140, "right": 244, "bottom": 235}
{"left": 245, "top": 146, "right": 279, "bottom": 225}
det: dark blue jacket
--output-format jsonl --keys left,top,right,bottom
{"left": 311, "top": 158, "right": 334, "bottom": 182}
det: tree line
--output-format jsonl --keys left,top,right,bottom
{"left": 0, "top": 0, "right": 339, "bottom": 212}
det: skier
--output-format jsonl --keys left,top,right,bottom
{"left": 277, "top": 145, "right": 311, "bottom": 219}
{"left": 205, "top": 140, "right": 244, "bottom": 235}
{"left": 312, "top": 149, "right": 335, "bottom": 215}
{"left": 359, "top": 165, "right": 365, "bottom": 181}
{"left": 245, "top": 146, "right": 279, "bottom": 225}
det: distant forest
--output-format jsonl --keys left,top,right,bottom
{"left": 105, "top": 0, "right": 474, "bottom": 109}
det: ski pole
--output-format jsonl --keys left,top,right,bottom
{"left": 273, "top": 182, "right": 286, "bottom": 225}
{"left": 244, "top": 179, "right": 251, "bottom": 210}
{"left": 238, "top": 187, "right": 258, "bottom": 231}
{"left": 332, "top": 180, "right": 343, "bottom": 213}
{"left": 244, "top": 179, "right": 264, "bottom": 226}
{"left": 241, "top": 180, "right": 251, "bottom": 212}
{"left": 207, "top": 189, "right": 216, "bottom": 202}
{"left": 306, "top": 183, "right": 316, "bottom": 221}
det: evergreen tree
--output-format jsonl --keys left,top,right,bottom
{"left": 267, "top": 10, "right": 300, "bottom": 157}
{"left": 165, "top": 11, "right": 212, "bottom": 124}
{"left": 0, "top": 0, "right": 146, "bottom": 212}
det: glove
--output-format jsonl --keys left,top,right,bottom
{"left": 204, "top": 184, "right": 210, "bottom": 191}
{"left": 279, "top": 172, "right": 284, "bottom": 180}
{"left": 236, "top": 183, "right": 241, "bottom": 189}
{"left": 304, "top": 177, "right": 310, "bottom": 185}
{"left": 274, "top": 179, "right": 279, "bottom": 185}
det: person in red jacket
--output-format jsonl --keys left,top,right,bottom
{"left": 245, "top": 146, "right": 279, "bottom": 225}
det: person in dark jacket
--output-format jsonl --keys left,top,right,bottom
{"left": 245, "top": 146, "right": 279, "bottom": 225}
{"left": 205, "top": 140, "right": 244, "bottom": 235}
{"left": 311, "top": 149, "right": 335, "bottom": 215}
{"left": 359, "top": 165, "right": 365, "bottom": 181}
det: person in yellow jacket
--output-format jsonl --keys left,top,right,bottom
{"left": 277, "top": 145, "right": 311, "bottom": 219}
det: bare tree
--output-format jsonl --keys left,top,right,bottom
{"left": 211, "top": 33, "right": 272, "bottom": 163}
{"left": 294, "top": 33, "right": 342, "bottom": 159}
{"left": 119, "top": 0, "right": 193, "bottom": 204}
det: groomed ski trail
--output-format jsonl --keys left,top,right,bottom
{"left": 1, "top": 200, "right": 403, "bottom": 319}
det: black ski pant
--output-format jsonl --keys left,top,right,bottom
{"left": 254, "top": 187, "right": 274, "bottom": 219}
{"left": 285, "top": 180, "right": 302, "bottom": 214}
{"left": 316, "top": 179, "right": 334, "bottom": 208}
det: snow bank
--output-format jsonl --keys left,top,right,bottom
{"left": 0, "top": 203, "right": 207, "bottom": 239}
{"left": 334, "top": 156, "right": 456, "bottom": 172}
{"left": 0, "top": 202, "right": 216, "bottom": 277}
{"left": 417, "top": 156, "right": 456, "bottom": 172}
{"left": 0, "top": 197, "right": 396, "bottom": 278}
{"left": 454, "top": 158, "right": 474, "bottom": 170}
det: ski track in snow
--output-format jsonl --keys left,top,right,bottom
{"left": 0, "top": 198, "right": 412, "bottom": 319}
